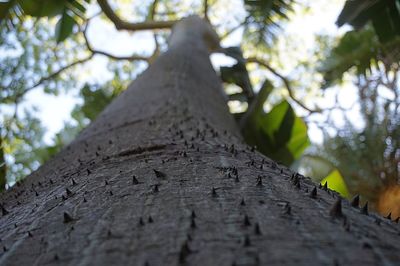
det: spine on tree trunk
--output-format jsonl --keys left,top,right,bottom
{"left": 0, "top": 16, "right": 399, "bottom": 266}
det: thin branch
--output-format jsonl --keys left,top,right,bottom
{"left": 27, "top": 55, "right": 94, "bottom": 91}
{"left": 2, "top": 55, "right": 94, "bottom": 104}
{"left": 149, "top": 0, "right": 159, "bottom": 20}
{"left": 204, "top": 0, "right": 209, "bottom": 21}
{"left": 97, "top": 0, "right": 177, "bottom": 31}
{"left": 82, "top": 21, "right": 150, "bottom": 62}
{"left": 149, "top": 0, "right": 161, "bottom": 62}
{"left": 246, "top": 57, "right": 322, "bottom": 114}
{"left": 220, "top": 16, "right": 249, "bottom": 41}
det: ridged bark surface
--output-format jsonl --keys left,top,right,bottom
{"left": 1, "top": 19, "right": 400, "bottom": 266}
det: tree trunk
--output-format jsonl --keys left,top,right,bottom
{"left": 1, "top": 16, "right": 400, "bottom": 266}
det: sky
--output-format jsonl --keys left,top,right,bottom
{"left": 18, "top": 0, "right": 349, "bottom": 145}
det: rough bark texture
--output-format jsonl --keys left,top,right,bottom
{"left": 1, "top": 17, "right": 400, "bottom": 266}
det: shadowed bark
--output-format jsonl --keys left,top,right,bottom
{"left": 0, "top": 17, "right": 400, "bottom": 266}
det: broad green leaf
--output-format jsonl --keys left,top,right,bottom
{"left": 220, "top": 46, "right": 253, "bottom": 99}
{"left": 220, "top": 62, "right": 252, "bottom": 94}
{"left": 320, "top": 27, "right": 400, "bottom": 88}
{"left": 228, "top": 93, "right": 248, "bottom": 102}
{"left": 223, "top": 46, "right": 246, "bottom": 63}
{"left": 260, "top": 101, "right": 293, "bottom": 142}
{"left": 287, "top": 117, "right": 310, "bottom": 159}
{"left": 371, "top": 5, "right": 400, "bottom": 43}
{"left": 320, "top": 170, "right": 350, "bottom": 199}
{"left": 55, "top": 10, "right": 77, "bottom": 43}
{"left": 256, "top": 100, "right": 309, "bottom": 165}
{"left": 0, "top": 0, "right": 15, "bottom": 20}
{"left": 248, "top": 79, "right": 274, "bottom": 119}
{"left": 71, "top": 0, "right": 86, "bottom": 13}
{"left": 274, "top": 103, "right": 295, "bottom": 147}
{"left": 67, "top": 0, "right": 86, "bottom": 18}
{"left": 19, "top": 0, "right": 66, "bottom": 17}
{"left": 337, "top": 0, "right": 400, "bottom": 42}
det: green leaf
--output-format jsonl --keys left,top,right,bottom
{"left": 260, "top": 101, "right": 293, "bottom": 144}
{"left": 70, "top": 0, "right": 86, "bottom": 13}
{"left": 55, "top": 9, "right": 77, "bottom": 43}
{"left": 320, "top": 170, "right": 350, "bottom": 199}
{"left": 274, "top": 103, "right": 295, "bottom": 147}
{"left": 287, "top": 117, "right": 310, "bottom": 159}
{"left": 256, "top": 100, "right": 310, "bottom": 165}
{"left": 67, "top": 0, "right": 86, "bottom": 18}
{"left": 228, "top": 93, "right": 248, "bottom": 102}
{"left": 319, "top": 27, "right": 380, "bottom": 87}
{"left": 223, "top": 46, "right": 246, "bottom": 63}
{"left": 371, "top": 3, "right": 400, "bottom": 43}
{"left": 337, "top": 0, "right": 400, "bottom": 42}
{"left": 19, "top": 0, "right": 66, "bottom": 17}
{"left": 221, "top": 63, "right": 252, "bottom": 91}
{"left": 0, "top": 0, "right": 15, "bottom": 20}
{"left": 220, "top": 46, "right": 253, "bottom": 99}
{"left": 243, "top": 0, "right": 295, "bottom": 46}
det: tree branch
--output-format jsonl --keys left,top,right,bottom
{"left": 204, "top": 0, "right": 209, "bottom": 20}
{"left": 246, "top": 57, "right": 322, "bottom": 113}
{"left": 82, "top": 21, "right": 150, "bottom": 62}
{"left": 148, "top": 0, "right": 161, "bottom": 62}
{"left": 220, "top": 17, "right": 249, "bottom": 41}
{"left": 2, "top": 55, "right": 94, "bottom": 104}
{"left": 149, "top": 0, "right": 159, "bottom": 20}
{"left": 97, "top": 0, "right": 177, "bottom": 31}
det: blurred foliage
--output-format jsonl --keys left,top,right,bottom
{"left": 336, "top": 0, "right": 400, "bottom": 43}
{"left": 221, "top": 46, "right": 254, "bottom": 102}
{"left": 0, "top": 15, "right": 86, "bottom": 104}
{"left": 255, "top": 100, "right": 309, "bottom": 165}
{"left": 325, "top": 75, "right": 398, "bottom": 200}
{"left": 0, "top": 14, "right": 87, "bottom": 188}
{"left": 319, "top": 26, "right": 400, "bottom": 88}
{"left": 244, "top": 0, "right": 295, "bottom": 45}
{"left": 0, "top": 9, "right": 135, "bottom": 186}
{"left": 303, "top": 3, "right": 400, "bottom": 214}
{"left": 304, "top": 79, "right": 400, "bottom": 214}
{"left": 2, "top": 111, "right": 49, "bottom": 183}
{"left": 289, "top": 0, "right": 400, "bottom": 217}
{"left": 42, "top": 80, "right": 125, "bottom": 157}
{"left": 222, "top": 45, "right": 310, "bottom": 165}
{"left": 0, "top": 0, "right": 90, "bottom": 42}
{"left": 236, "top": 76, "right": 309, "bottom": 165}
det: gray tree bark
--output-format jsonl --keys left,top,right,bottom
{"left": 1, "top": 16, "right": 400, "bottom": 266}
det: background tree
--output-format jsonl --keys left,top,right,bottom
{"left": 299, "top": 0, "right": 400, "bottom": 216}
